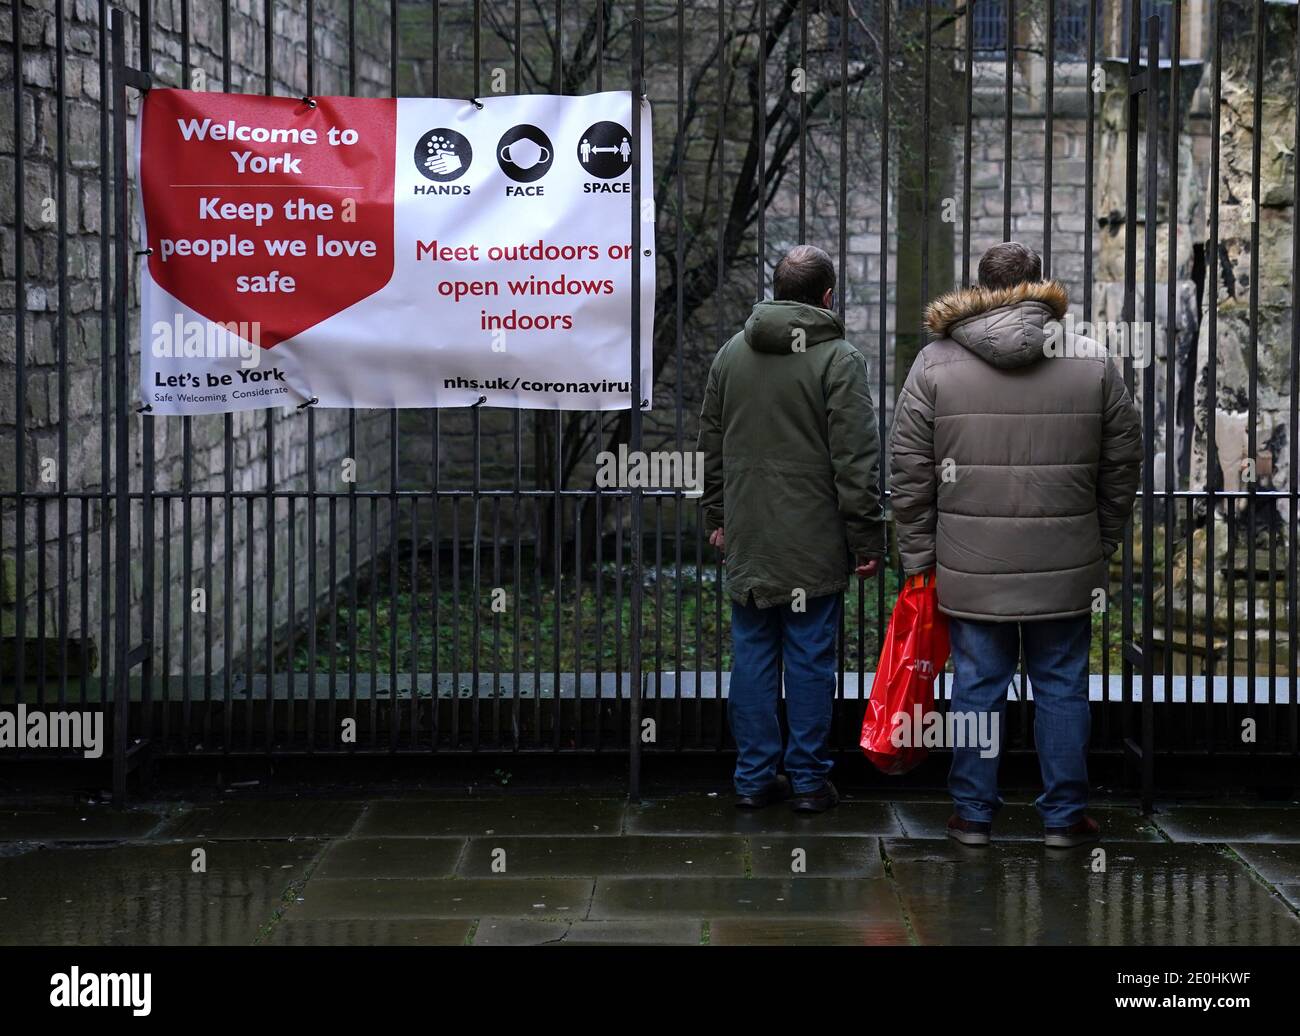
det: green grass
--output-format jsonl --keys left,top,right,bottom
{"left": 288, "top": 554, "right": 1137, "bottom": 678}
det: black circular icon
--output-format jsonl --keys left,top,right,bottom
{"left": 496, "top": 124, "right": 554, "bottom": 183}
{"left": 415, "top": 128, "right": 472, "bottom": 182}
{"left": 577, "top": 121, "right": 633, "bottom": 179}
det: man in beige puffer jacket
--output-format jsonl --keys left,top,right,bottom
{"left": 889, "top": 242, "right": 1142, "bottom": 848}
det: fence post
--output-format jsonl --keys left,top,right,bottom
{"left": 628, "top": 9, "right": 645, "bottom": 802}
{"left": 1139, "top": 15, "right": 1160, "bottom": 814}
{"left": 110, "top": 7, "right": 130, "bottom": 805}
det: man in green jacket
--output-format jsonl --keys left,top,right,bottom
{"left": 699, "top": 245, "right": 887, "bottom": 813}
{"left": 890, "top": 242, "right": 1142, "bottom": 848}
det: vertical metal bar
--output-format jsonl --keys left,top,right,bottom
{"left": 961, "top": 0, "right": 973, "bottom": 286}
{"left": 1164, "top": 0, "right": 1182, "bottom": 760}
{"left": 798, "top": 0, "right": 807, "bottom": 241}
{"left": 471, "top": 0, "right": 482, "bottom": 752}
{"left": 1043, "top": 0, "right": 1055, "bottom": 277}
{"left": 877, "top": 0, "right": 890, "bottom": 673}
{"left": 138, "top": 0, "right": 156, "bottom": 767}
{"left": 758, "top": 0, "right": 766, "bottom": 299}
{"left": 110, "top": 7, "right": 130, "bottom": 803}
{"left": 1205, "top": 0, "right": 1221, "bottom": 750}
{"left": 245, "top": 499, "right": 254, "bottom": 749}
{"left": 55, "top": 0, "right": 69, "bottom": 708}
{"left": 713, "top": 0, "right": 726, "bottom": 755}
{"left": 12, "top": 0, "right": 27, "bottom": 723}
{"left": 510, "top": 0, "right": 522, "bottom": 755}
{"left": 1140, "top": 13, "right": 1160, "bottom": 811}
{"left": 921, "top": 0, "right": 930, "bottom": 308}
{"left": 1085, "top": 0, "right": 1106, "bottom": 743}
{"left": 628, "top": 7, "right": 645, "bottom": 798}
{"left": 311, "top": 0, "right": 325, "bottom": 755}
{"left": 369, "top": 497, "right": 378, "bottom": 747}
{"left": 221, "top": 0, "right": 234, "bottom": 756}
{"left": 388, "top": 0, "right": 403, "bottom": 752}
{"left": 1121, "top": 0, "right": 1140, "bottom": 758}
{"left": 1245, "top": 0, "right": 1264, "bottom": 736}
{"left": 491, "top": 498, "right": 501, "bottom": 746}
{"left": 345, "top": 1, "right": 358, "bottom": 750}
{"left": 837, "top": 0, "right": 849, "bottom": 745}
{"left": 1003, "top": 0, "right": 1014, "bottom": 240}
{"left": 431, "top": 0, "right": 443, "bottom": 752}
{"left": 1289, "top": 6, "right": 1300, "bottom": 756}
{"left": 180, "top": 1, "right": 193, "bottom": 754}
{"left": 99, "top": 0, "right": 112, "bottom": 750}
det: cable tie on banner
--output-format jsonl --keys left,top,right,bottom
{"left": 470, "top": 98, "right": 484, "bottom": 110}
{"left": 136, "top": 403, "right": 153, "bottom": 414}
{"left": 135, "top": 247, "right": 153, "bottom": 256}
{"left": 640, "top": 398, "right": 650, "bottom": 410}
{"left": 472, "top": 395, "right": 488, "bottom": 408}
{"left": 301, "top": 96, "right": 317, "bottom": 109}
{"left": 297, "top": 396, "right": 318, "bottom": 410}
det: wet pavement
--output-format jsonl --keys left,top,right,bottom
{"left": 0, "top": 794, "right": 1297, "bottom": 945}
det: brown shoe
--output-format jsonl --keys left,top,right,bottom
{"left": 946, "top": 813, "right": 992, "bottom": 846}
{"left": 791, "top": 780, "right": 840, "bottom": 814}
{"left": 1044, "top": 815, "right": 1101, "bottom": 848}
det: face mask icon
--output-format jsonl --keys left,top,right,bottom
{"left": 497, "top": 125, "right": 554, "bottom": 183}
{"left": 500, "top": 137, "right": 550, "bottom": 170}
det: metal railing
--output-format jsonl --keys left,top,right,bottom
{"left": 1, "top": 1, "right": 1296, "bottom": 808}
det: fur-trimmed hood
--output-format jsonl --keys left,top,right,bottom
{"left": 923, "top": 280, "right": 1069, "bottom": 370}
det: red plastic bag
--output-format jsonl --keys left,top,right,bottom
{"left": 860, "top": 572, "right": 950, "bottom": 775}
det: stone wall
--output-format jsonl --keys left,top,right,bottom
{"left": 1, "top": 0, "right": 397, "bottom": 682}
{"left": 4, "top": 0, "right": 1289, "bottom": 689}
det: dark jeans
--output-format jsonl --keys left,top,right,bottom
{"left": 729, "top": 593, "right": 841, "bottom": 796}
{"left": 948, "top": 613, "right": 1092, "bottom": 829}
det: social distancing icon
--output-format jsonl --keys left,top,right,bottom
{"left": 578, "top": 121, "right": 632, "bottom": 179}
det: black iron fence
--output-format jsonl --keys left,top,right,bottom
{"left": 1, "top": 1, "right": 1296, "bottom": 806}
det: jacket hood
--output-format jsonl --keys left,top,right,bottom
{"left": 744, "top": 300, "right": 845, "bottom": 355}
{"left": 923, "top": 280, "right": 1069, "bottom": 370}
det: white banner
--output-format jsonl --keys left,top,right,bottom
{"left": 137, "top": 89, "right": 655, "bottom": 415}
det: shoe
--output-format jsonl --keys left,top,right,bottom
{"left": 946, "top": 813, "right": 992, "bottom": 846}
{"left": 734, "top": 775, "right": 791, "bottom": 810}
{"left": 791, "top": 780, "right": 839, "bottom": 814}
{"left": 1044, "top": 815, "right": 1101, "bottom": 848}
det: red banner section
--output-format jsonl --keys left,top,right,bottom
{"left": 139, "top": 89, "right": 396, "bottom": 348}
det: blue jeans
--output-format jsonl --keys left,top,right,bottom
{"left": 948, "top": 614, "right": 1092, "bottom": 829}
{"left": 729, "top": 593, "right": 841, "bottom": 796}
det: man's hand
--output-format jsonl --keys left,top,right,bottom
{"left": 709, "top": 527, "right": 725, "bottom": 552}
{"left": 855, "top": 557, "right": 881, "bottom": 579}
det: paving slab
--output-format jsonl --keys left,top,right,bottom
{"left": 1154, "top": 806, "right": 1300, "bottom": 843}
{"left": 884, "top": 838, "right": 1300, "bottom": 946}
{"left": 289, "top": 877, "right": 594, "bottom": 920}
{"left": 158, "top": 800, "right": 363, "bottom": 840}
{"left": 1277, "top": 886, "right": 1300, "bottom": 911}
{"left": 313, "top": 838, "right": 465, "bottom": 879}
{"left": 0, "top": 840, "right": 318, "bottom": 945}
{"left": 472, "top": 919, "right": 702, "bottom": 945}
{"left": 457, "top": 835, "right": 745, "bottom": 877}
{"left": 263, "top": 919, "right": 473, "bottom": 946}
{"left": 1229, "top": 843, "right": 1300, "bottom": 885}
{"left": 0, "top": 804, "right": 167, "bottom": 842}
{"left": 357, "top": 798, "right": 625, "bottom": 837}
{"left": 589, "top": 877, "right": 901, "bottom": 919}
{"left": 709, "top": 918, "right": 910, "bottom": 946}
{"left": 626, "top": 795, "right": 901, "bottom": 836}
{"left": 747, "top": 836, "right": 884, "bottom": 877}
{"left": 893, "top": 801, "right": 1162, "bottom": 842}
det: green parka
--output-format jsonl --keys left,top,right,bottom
{"left": 698, "top": 300, "right": 887, "bottom": 609}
